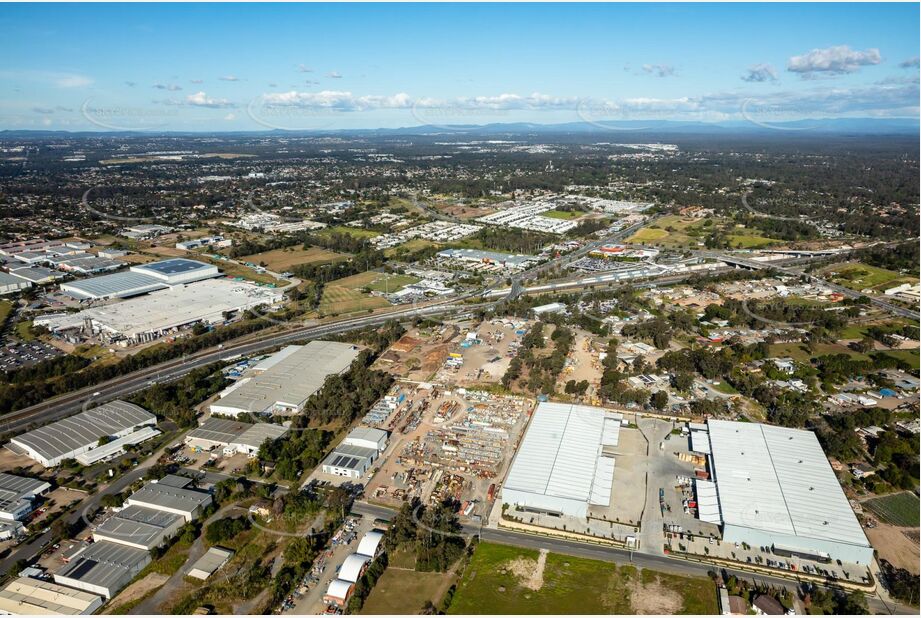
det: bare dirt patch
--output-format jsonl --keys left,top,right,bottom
{"left": 866, "top": 523, "right": 920, "bottom": 575}
{"left": 104, "top": 572, "right": 169, "bottom": 613}
{"left": 628, "top": 577, "right": 683, "bottom": 614}
{"left": 504, "top": 548, "right": 547, "bottom": 591}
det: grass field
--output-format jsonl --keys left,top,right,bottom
{"left": 240, "top": 246, "right": 347, "bottom": 271}
{"left": 360, "top": 569, "right": 454, "bottom": 614}
{"left": 318, "top": 271, "right": 410, "bottom": 315}
{"left": 766, "top": 342, "right": 870, "bottom": 362}
{"left": 864, "top": 492, "right": 921, "bottom": 527}
{"left": 318, "top": 225, "right": 380, "bottom": 239}
{"left": 542, "top": 209, "right": 583, "bottom": 220}
{"left": 725, "top": 230, "right": 776, "bottom": 249}
{"left": 447, "top": 542, "right": 717, "bottom": 615}
{"left": 14, "top": 320, "right": 35, "bottom": 341}
{"left": 880, "top": 348, "right": 920, "bottom": 370}
{"left": 627, "top": 227, "right": 670, "bottom": 242}
{"left": 0, "top": 300, "right": 12, "bottom": 327}
{"left": 822, "top": 262, "right": 916, "bottom": 292}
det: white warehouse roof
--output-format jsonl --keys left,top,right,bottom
{"left": 356, "top": 530, "right": 385, "bottom": 557}
{"left": 503, "top": 402, "right": 622, "bottom": 517}
{"left": 0, "top": 577, "right": 104, "bottom": 615}
{"left": 339, "top": 553, "right": 371, "bottom": 583}
{"left": 708, "top": 420, "right": 872, "bottom": 562}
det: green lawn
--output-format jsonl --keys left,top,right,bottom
{"left": 880, "top": 348, "right": 920, "bottom": 370}
{"left": 726, "top": 231, "right": 776, "bottom": 249}
{"left": 319, "top": 225, "right": 380, "bottom": 239}
{"left": 864, "top": 492, "right": 921, "bottom": 527}
{"left": 447, "top": 542, "right": 717, "bottom": 615}
{"left": 766, "top": 342, "right": 870, "bottom": 363}
{"left": 361, "top": 569, "right": 454, "bottom": 614}
{"left": 0, "top": 300, "right": 12, "bottom": 327}
{"left": 542, "top": 210, "right": 583, "bottom": 220}
{"left": 822, "top": 262, "right": 916, "bottom": 292}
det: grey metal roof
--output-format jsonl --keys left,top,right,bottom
{"left": 188, "top": 547, "right": 234, "bottom": 578}
{"left": 0, "top": 272, "right": 29, "bottom": 287}
{"left": 343, "top": 427, "right": 387, "bottom": 446}
{"left": 708, "top": 420, "right": 870, "bottom": 549}
{"left": 214, "top": 342, "right": 360, "bottom": 414}
{"left": 127, "top": 481, "right": 212, "bottom": 514}
{"left": 504, "top": 402, "right": 622, "bottom": 506}
{"left": 94, "top": 505, "right": 183, "bottom": 547}
{"left": 322, "top": 444, "right": 377, "bottom": 471}
{"left": 55, "top": 540, "right": 149, "bottom": 591}
{"left": 11, "top": 401, "right": 156, "bottom": 463}
{"left": 187, "top": 417, "right": 252, "bottom": 444}
{"left": 60, "top": 271, "right": 167, "bottom": 299}
{"left": 8, "top": 266, "right": 64, "bottom": 282}
{"left": 0, "top": 473, "right": 50, "bottom": 512}
{"left": 231, "top": 423, "right": 288, "bottom": 449}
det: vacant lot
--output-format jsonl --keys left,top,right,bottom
{"left": 319, "top": 225, "right": 380, "bottom": 239}
{"left": 822, "top": 262, "right": 917, "bottom": 292}
{"left": 865, "top": 492, "right": 921, "bottom": 527}
{"left": 447, "top": 542, "right": 717, "bottom": 615}
{"left": 317, "top": 271, "right": 416, "bottom": 315}
{"left": 240, "top": 246, "right": 347, "bottom": 271}
{"left": 766, "top": 342, "right": 869, "bottom": 363}
{"left": 360, "top": 568, "right": 455, "bottom": 614}
{"left": 543, "top": 209, "right": 583, "bottom": 220}
{"left": 880, "top": 348, "right": 920, "bottom": 370}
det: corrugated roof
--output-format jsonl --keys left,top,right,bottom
{"left": 339, "top": 554, "right": 370, "bottom": 583}
{"left": 61, "top": 272, "right": 167, "bottom": 299}
{"left": 94, "top": 505, "right": 183, "bottom": 547}
{"left": 188, "top": 417, "right": 252, "bottom": 444}
{"left": 214, "top": 342, "right": 360, "bottom": 414}
{"left": 0, "top": 577, "right": 102, "bottom": 615}
{"left": 231, "top": 423, "right": 288, "bottom": 449}
{"left": 11, "top": 401, "right": 156, "bottom": 463}
{"left": 188, "top": 547, "right": 234, "bottom": 578}
{"left": 0, "top": 473, "right": 50, "bottom": 512}
{"left": 504, "top": 402, "right": 622, "bottom": 505}
{"left": 126, "top": 481, "right": 212, "bottom": 515}
{"left": 708, "top": 420, "right": 869, "bottom": 549}
{"left": 55, "top": 541, "right": 149, "bottom": 591}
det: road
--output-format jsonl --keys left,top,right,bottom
{"left": 350, "top": 502, "right": 915, "bottom": 615}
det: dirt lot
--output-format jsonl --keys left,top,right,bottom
{"left": 0, "top": 448, "right": 43, "bottom": 475}
{"left": 104, "top": 572, "right": 169, "bottom": 613}
{"left": 240, "top": 246, "right": 347, "bottom": 271}
{"left": 372, "top": 324, "right": 460, "bottom": 381}
{"left": 555, "top": 330, "right": 604, "bottom": 398}
{"left": 437, "top": 202, "right": 497, "bottom": 220}
{"left": 434, "top": 319, "right": 531, "bottom": 387}
{"left": 865, "top": 523, "right": 920, "bottom": 574}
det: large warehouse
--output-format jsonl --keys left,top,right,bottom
{"left": 39, "top": 278, "right": 283, "bottom": 344}
{"left": 701, "top": 420, "right": 874, "bottom": 565}
{"left": 501, "top": 402, "right": 622, "bottom": 518}
{"left": 60, "top": 258, "right": 219, "bottom": 300}
{"left": 0, "top": 473, "right": 51, "bottom": 521}
{"left": 209, "top": 342, "right": 361, "bottom": 417}
{"left": 0, "top": 577, "right": 104, "bottom": 615}
{"left": 8, "top": 401, "right": 157, "bottom": 467}
{"left": 54, "top": 541, "right": 150, "bottom": 599}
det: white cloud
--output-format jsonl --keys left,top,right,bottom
{"left": 641, "top": 64, "right": 675, "bottom": 78}
{"left": 55, "top": 73, "right": 93, "bottom": 88}
{"left": 186, "top": 91, "right": 234, "bottom": 108}
{"left": 741, "top": 64, "right": 778, "bottom": 83}
{"left": 224, "top": 112, "right": 236, "bottom": 121}
{"left": 297, "top": 64, "right": 313, "bottom": 73}
{"left": 32, "top": 106, "right": 55, "bottom": 114}
{"left": 219, "top": 75, "right": 240, "bottom": 82}
{"left": 190, "top": 79, "right": 204, "bottom": 84}
{"left": 326, "top": 71, "right": 343, "bottom": 79}
{"left": 899, "top": 56, "right": 920, "bottom": 69}
{"left": 787, "top": 45, "right": 881, "bottom": 77}
{"left": 154, "top": 83, "right": 182, "bottom": 91}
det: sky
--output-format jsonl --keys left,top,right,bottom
{"left": 1, "top": 2, "right": 919, "bottom": 131}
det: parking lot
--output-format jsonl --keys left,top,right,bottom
{"left": 0, "top": 339, "right": 63, "bottom": 372}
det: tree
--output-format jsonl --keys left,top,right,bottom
{"left": 650, "top": 391, "right": 669, "bottom": 410}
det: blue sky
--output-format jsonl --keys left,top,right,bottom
{"left": 2, "top": 2, "right": 918, "bottom": 131}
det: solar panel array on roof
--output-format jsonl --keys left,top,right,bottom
{"left": 10, "top": 401, "right": 156, "bottom": 466}
{"left": 133, "top": 258, "right": 210, "bottom": 276}
{"left": 55, "top": 540, "right": 150, "bottom": 597}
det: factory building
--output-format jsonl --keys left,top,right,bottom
{"left": 60, "top": 258, "right": 218, "bottom": 300}
{"left": 123, "top": 475, "right": 212, "bottom": 522}
{"left": 0, "top": 473, "right": 51, "bottom": 521}
{"left": 321, "top": 427, "right": 388, "bottom": 479}
{"left": 40, "top": 278, "right": 283, "bottom": 345}
{"left": 92, "top": 505, "right": 185, "bottom": 551}
{"left": 0, "top": 271, "right": 32, "bottom": 295}
{"left": 501, "top": 402, "right": 622, "bottom": 518}
{"left": 54, "top": 541, "right": 150, "bottom": 599}
{"left": 184, "top": 417, "right": 287, "bottom": 456}
{"left": 0, "top": 577, "right": 104, "bottom": 615}
{"left": 702, "top": 420, "right": 874, "bottom": 565}
{"left": 8, "top": 401, "right": 157, "bottom": 467}
{"left": 209, "top": 342, "right": 361, "bottom": 417}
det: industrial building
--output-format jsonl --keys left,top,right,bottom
{"left": 0, "top": 577, "right": 104, "bottom": 615}
{"left": 92, "top": 505, "right": 185, "bottom": 551}
{"left": 187, "top": 547, "right": 234, "bottom": 580}
{"left": 701, "top": 420, "right": 874, "bottom": 565}
{"left": 501, "top": 402, "right": 623, "bottom": 518}
{"left": 60, "top": 258, "right": 218, "bottom": 300}
{"left": 54, "top": 541, "right": 150, "bottom": 598}
{"left": 123, "top": 475, "right": 212, "bottom": 522}
{"left": 0, "top": 473, "right": 51, "bottom": 521}
{"left": 321, "top": 427, "right": 388, "bottom": 479}
{"left": 8, "top": 401, "right": 157, "bottom": 467}
{"left": 0, "top": 271, "right": 31, "bottom": 295}
{"left": 39, "top": 278, "right": 283, "bottom": 345}
{"left": 8, "top": 265, "right": 66, "bottom": 284}
{"left": 356, "top": 529, "right": 385, "bottom": 558}
{"left": 209, "top": 342, "right": 361, "bottom": 417}
{"left": 185, "top": 417, "right": 287, "bottom": 456}
{"left": 435, "top": 248, "right": 536, "bottom": 272}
